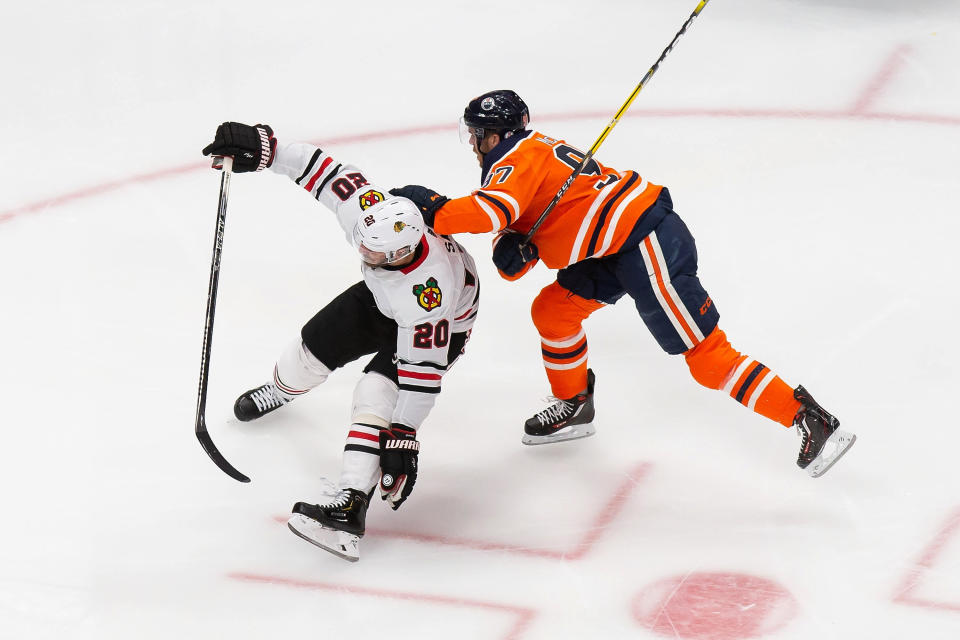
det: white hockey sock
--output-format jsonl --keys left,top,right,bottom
{"left": 340, "top": 422, "right": 386, "bottom": 493}
{"left": 273, "top": 339, "right": 331, "bottom": 399}
{"left": 338, "top": 372, "right": 398, "bottom": 492}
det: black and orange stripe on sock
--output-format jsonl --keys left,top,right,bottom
{"left": 541, "top": 335, "right": 588, "bottom": 369}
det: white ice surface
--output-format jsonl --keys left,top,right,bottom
{"left": 1, "top": 1, "right": 959, "bottom": 639}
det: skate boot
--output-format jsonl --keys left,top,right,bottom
{"left": 233, "top": 383, "right": 291, "bottom": 422}
{"left": 287, "top": 488, "right": 370, "bottom": 562}
{"left": 522, "top": 369, "right": 597, "bottom": 445}
{"left": 793, "top": 385, "right": 856, "bottom": 478}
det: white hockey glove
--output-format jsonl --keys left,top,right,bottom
{"left": 378, "top": 425, "right": 419, "bottom": 510}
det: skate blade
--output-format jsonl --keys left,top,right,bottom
{"left": 287, "top": 514, "right": 360, "bottom": 562}
{"left": 522, "top": 422, "right": 597, "bottom": 446}
{"left": 806, "top": 429, "right": 857, "bottom": 478}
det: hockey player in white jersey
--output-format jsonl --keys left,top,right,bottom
{"left": 202, "top": 122, "right": 480, "bottom": 561}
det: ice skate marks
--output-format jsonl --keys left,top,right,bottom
{"left": 287, "top": 514, "right": 360, "bottom": 562}
{"left": 805, "top": 429, "right": 856, "bottom": 478}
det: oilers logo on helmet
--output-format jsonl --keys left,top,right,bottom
{"left": 463, "top": 89, "right": 530, "bottom": 134}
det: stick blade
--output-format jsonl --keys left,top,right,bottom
{"left": 195, "top": 418, "right": 250, "bottom": 483}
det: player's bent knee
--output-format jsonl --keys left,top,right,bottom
{"left": 531, "top": 282, "right": 600, "bottom": 338}
{"left": 275, "top": 339, "right": 333, "bottom": 395}
{"left": 351, "top": 372, "right": 398, "bottom": 425}
{"left": 530, "top": 286, "right": 556, "bottom": 330}
{"left": 684, "top": 327, "right": 741, "bottom": 390}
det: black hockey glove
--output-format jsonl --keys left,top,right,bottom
{"left": 493, "top": 231, "right": 538, "bottom": 276}
{"left": 388, "top": 185, "right": 449, "bottom": 227}
{"left": 201, "top": 122, "right": 277, "bottom": 173}
{"left": 378, "top": 424, "right": 419, "bottom": 510}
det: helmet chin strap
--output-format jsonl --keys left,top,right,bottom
{"left": 473, "top": 137, "right": 487, "bottom": 162}
{"left": 475, "top": 129, "right": 513, "bottom": 161}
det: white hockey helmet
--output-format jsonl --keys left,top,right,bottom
{"left": 353, "top": 197, "right": 426, "bottom": 266}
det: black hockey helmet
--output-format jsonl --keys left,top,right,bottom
{"left": 460, "top": 89, "right": 530, "bottom": 146}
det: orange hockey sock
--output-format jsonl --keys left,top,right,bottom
{"left": 531, "top": 282, "right": 604, "bottom": 399}
{"left": 684, "top": 327, "right": 800, "bottom": 427}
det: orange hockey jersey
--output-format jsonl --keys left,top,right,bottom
{"left": 433, "top": 130, "right": 663, "bottom": 270}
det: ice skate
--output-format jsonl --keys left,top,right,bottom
{"left": 793, "top": 385, "right": 856, "bottom": 478}
{"left": 522, "top": 369, "right": 597, "bottom": 445}
{"left": 287, "top": 488, "right": 369, "bottom": 562}
{"left": 233, "top": 383, "right": 291, "bottom": 422}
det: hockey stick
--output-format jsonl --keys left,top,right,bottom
{"left": 194, "top": 155, "right": 251, "bottom": 483}
{"left": 521, "top": 0, "right": 710, "bottom": 246}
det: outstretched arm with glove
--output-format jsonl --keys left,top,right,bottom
{"left": 202, "top": 121, "right": 396, "bottom": 244}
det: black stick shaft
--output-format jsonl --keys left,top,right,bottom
{"left": 194, "top": 157, "right": 250, "bottom": 483}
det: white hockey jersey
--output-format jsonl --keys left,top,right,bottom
{"left": 270, "top": 143, "right": 479, "bottom": 430}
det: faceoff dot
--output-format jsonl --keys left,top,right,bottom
{"left": 632, "top": 572, "right": 798, "bottom": 640}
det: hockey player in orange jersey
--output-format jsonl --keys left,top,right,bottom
{"left": 391, "top": 89, "right": 856, "bottom": 477}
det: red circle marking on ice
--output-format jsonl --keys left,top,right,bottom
{"left": 632, "top": 572, "right": 798, "bottom": 640}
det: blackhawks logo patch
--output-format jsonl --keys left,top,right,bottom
{"left": 358, "top": 189, "right": 385, "bottom": 210}
{"left": 412, "top": 277, "right": 442, "bottom": 311}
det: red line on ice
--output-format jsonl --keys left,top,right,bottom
{"left": 892, "top": 506, "right": 960, "bottom": 613}
{"left": 252, "top": 462, "right": 648, "bottom": 639}
{"left": 229, "top": 572, "right": 537, "bottom": 640}
{"left": 3, "top": 44, "right": 957, "bottom": 227}
{"left": 271, "top": 461, "right": 651, "bottom": 560}
{"left": 851, "top": 44, "right": 912, "bottom": 114}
